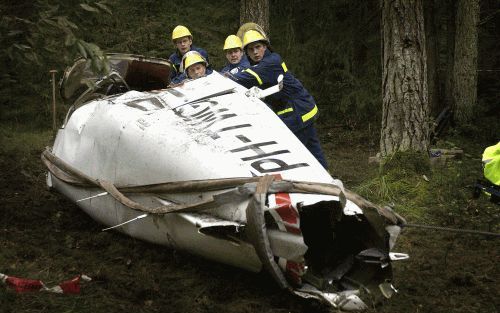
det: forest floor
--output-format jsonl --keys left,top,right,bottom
{"left": 0, "top": 118, "right": 498, "bottom": 313}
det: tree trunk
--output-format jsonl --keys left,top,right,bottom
{"left": 424, "top": 0, "right": 440, "bottom": 116}
{"left": 380, "top": 0, "right": 430, "bottom": 156}
{"left": 240, "top": 0, "right": 270, "bottom": 34}
{"left": 452, "top": 0, "right": 479, "bottom": 124}
{"left": 444, "top": 0, "right": 456, "bottom": 110}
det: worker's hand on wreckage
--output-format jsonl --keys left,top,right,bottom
{"left": 167, "top": 81, "right": 185, "bottom": 88}
{"left": 223, "top": 71, "right": 237, "bottom": 80}
{"left": 245, "top": 86, "right": 261, "bottom": 98}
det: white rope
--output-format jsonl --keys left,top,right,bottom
{"left": 76, "top": 192, "right": 108, "bottom": 202}
{"left": 102, "top": 214, "right": 148, "bottom": 231}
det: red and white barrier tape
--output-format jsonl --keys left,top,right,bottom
{"left": 0, "top": 273, "right": 91, "bottom": 294}
{"left": 269, "top": 174, "right": 306, "bottom": 286}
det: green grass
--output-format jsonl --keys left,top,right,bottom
{"left": 350, "top": 144, "right": 498, "bottom": 241}
{"left": 0, "top": 125, "right": 54, "bottom": 156}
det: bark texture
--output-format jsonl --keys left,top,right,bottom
{"left": 452, "top": 0, "right": 479, "bottom": 123}
{"left": 444, "top": 0, "right": 456, "bottom": 110}
{"left": 240, "top": 0, "right": 270, "bottom": 34}
{"left": 424, "top": 0, "right": 440, "bottom": 115}
{"left": 380, "top": 0, "right": 430, "bottom": 156}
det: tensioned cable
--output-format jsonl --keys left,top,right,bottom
{"left": 403, "top": 223, "right": 500, "bottom": 237}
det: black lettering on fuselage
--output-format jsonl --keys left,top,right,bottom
{"left": 174, "top": 101, "right": 237, "bottom": 130}
{"left": 124, "top": 97, "right": 164, "bottom": 110}
{"left": 172, "top": 98, "right": 310, "bottom": 173}
{"left": 210, "top": 124, "right": 252, "bottom": 140}
{"left": 251, "top": 159, "right": 309, "bottom": 173}
{"left": 236, "top": 135, "right": 251, "bottom": 143}
{"left": 166, "top": 88, "right": 185, "bottom": 97}
{"left": 230, "top": 141, "right": 290, "bottom": 161}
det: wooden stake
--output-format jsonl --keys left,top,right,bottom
{"left": 49, "top": 70, "right": 58, "bottom": 130}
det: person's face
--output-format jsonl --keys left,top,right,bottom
{"left": 246, "top": 42, "right": 267, "bottom": 63}
{"left": 187, "top": 63, "right": 206, "bottom": 79}
{"left": 175, "top": 36, "right": 192, "bottom": 55}
{"left": 225, "top": 48, "right": 243, "bottom": 65}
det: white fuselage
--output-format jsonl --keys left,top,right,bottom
{"left": 48, "top": 73, "right": 342, "bottom": 271}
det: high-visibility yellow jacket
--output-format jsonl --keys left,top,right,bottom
{"left": 483, "top": 142, "right": 500, "bottom": 186}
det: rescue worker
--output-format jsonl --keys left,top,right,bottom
{"left": 169, "top": 51, "right": 212, "bottom": 85}
{"left": 169, "top": 25, "right": 209, "bottom": 82}
{"left": 220, "top": 35, "right": 250, "bottom": 75}
{"left": 229, "top": 29, "right": 328, "bottom": 169}
{"left": 474, "top": 142, "right": 500, "bottom": 203}
{"left": 483, "top": 142, "right": 500, "bottom": 187}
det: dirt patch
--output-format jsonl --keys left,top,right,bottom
{"left": 0, "top": 124, "right": 498, "bottom": 313}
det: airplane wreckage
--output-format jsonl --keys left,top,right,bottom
{"left": 42, "top": 54, "right": 408, "bottom": 311}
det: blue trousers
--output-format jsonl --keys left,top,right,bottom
{"left": 294, "top": 124, "right": 328, "bottom": 169}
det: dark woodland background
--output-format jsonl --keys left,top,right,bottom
{"left": 0, "top": 1, "right": 499, "bottom": 313}
{"left": 1, "top": 0, "right": 498, "bottom": 131}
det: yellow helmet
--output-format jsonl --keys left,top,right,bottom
{"left": 172, "top": 25, "right": 192, "bottom": 42}
{"left": 182, "top": 51, "right": 208, "bottom": 72}
{"left": 223, "top": 35, "right": 243, "bottom": 50}
{"left": 242, "top": 29, "right": 269, "bottom": 48}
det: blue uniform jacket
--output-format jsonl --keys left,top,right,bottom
{"left": 168, "top": 46, "right": 209, "bottom": 81}
{"left": 230, "top": 49, "right": 318, "bottom": 132}
{"left": 220, "top": 55, "right": 250, "bottom": 75}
